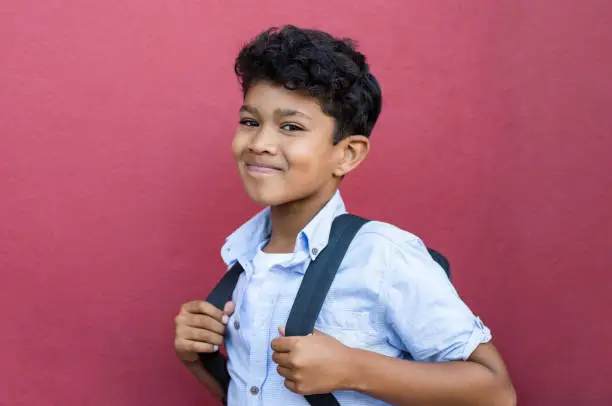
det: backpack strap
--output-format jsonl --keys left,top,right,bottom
{"left": 198, "top": 214, "right": 369, "bottom": 405}
{"left": 285, "top": 213, "right": 369, "bottom": 336}
{"left": 427, "top": 248, "right": 450, "bottom": 279}
{"left": 198, "top": 262, "right": 244, "bottom": 401}
{"left": 285, "top": 213, "right": 370, "bottom": 405}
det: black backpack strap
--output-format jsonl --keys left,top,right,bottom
{"left": 198, "top": 262, "right": 244, "bottom": 400}
{"left": 285, "top": 213, "right": 370, "bottom": 405}
{"left": 427, "top": 248, "right": 450, "bottom": 279}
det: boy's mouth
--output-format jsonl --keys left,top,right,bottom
{"left": 245, "top": 163, "right": 283, "bottom": 174}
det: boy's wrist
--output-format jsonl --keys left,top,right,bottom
{"left": 337, "top": 347, "right": 369, "bottom": 393}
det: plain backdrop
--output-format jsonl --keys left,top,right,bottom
{"left": 1, "top": 1, "right": 611, "bottom": 405}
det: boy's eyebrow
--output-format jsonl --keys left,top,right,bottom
{"left": 239, "top": 105, "right": 312, "bottom": 120}
{"left": 275, "top": 108, "right": 312, "bottom": 120}
{"left": 239, "top": 105, "right": 259, "bottom": 116}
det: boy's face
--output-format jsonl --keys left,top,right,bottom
{"left": 232, "top": 81, "right": 367, "bottom": 206}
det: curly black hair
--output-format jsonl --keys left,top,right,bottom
{"left": 234, "top": 25, "right": 382, "bottom": 144}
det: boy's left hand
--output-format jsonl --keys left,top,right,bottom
{"left": 271, "top": 327, "right": 354, "bottom": 395}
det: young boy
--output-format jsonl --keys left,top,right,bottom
{"left": 174, "top": 26, "right": 515, "bottom": 405}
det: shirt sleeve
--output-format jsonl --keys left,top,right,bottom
{"left": 382, "top": 237, "right": 492, "bottom": 362}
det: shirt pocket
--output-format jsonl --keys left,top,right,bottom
{"left": 315, "top": 309, "right": 382, "bottom": 349}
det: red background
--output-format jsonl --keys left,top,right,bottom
{"left": 1, "top": 1, "right": 611, "bottom": 405}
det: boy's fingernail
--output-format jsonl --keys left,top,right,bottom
{"left": 222, "top": 315, "right": 229, "bottom": 324}
{"left": 213, "top": 345, "right": 219, "bottom": 352}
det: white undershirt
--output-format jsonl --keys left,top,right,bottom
{"left": 240, "top": 246, "right": 293, "bottom": 336}
{"left": 252, "top": 247, "right": 294, "bottom": 277}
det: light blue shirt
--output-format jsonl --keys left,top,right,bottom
{"left": 221, "top": 190, "right": 491, "bottom": 405}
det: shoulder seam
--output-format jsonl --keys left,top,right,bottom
{"left": 356, "top": 221, "right": 421, "bottom": 248}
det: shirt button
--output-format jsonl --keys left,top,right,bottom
{"left": 250, "top": 386, "right": 259, "bottom": 395}
{"left": 234, "top": 320, "right": 240, "bottom": 330}
{"left": 311, "top": 247, "right": 319, "bottom": 256}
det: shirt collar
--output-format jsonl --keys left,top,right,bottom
{"left": 221, "top": 190, "right": 347, "bottom": 270}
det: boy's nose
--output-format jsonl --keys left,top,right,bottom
{"left": 248, "top": 128, "right": 278, "bottom": 155}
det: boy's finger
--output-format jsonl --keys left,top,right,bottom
{"left": 272, "top": 351, "right": 292, "bottom": 367}
{"left": 283, "top": 378, "right": 299, "bottom": 394}
{"left": 198, "top": 301, "right": 226, "bottom": 319}
{"left": 182, "top": 300, "right": 224, "bottom": 320}
{"left": 185, "top": 314, "right": 226, "bottom": 334}
{"left": 278, "top": 327, "right": 286, "bottom": 336}
{"left": 270, "top": 336, "right": 297, "bottom": 353}
{"left": 223, "top": 301, "right": 235, "bottom": 315}
{"left": 176, "top": 338, "right": 218, "bottom": 354}
{"left": 276, "top": 365, "right": 293, "bottom": 379}
{"left": 184, "top": 327, "right": 225, "bottom": 346}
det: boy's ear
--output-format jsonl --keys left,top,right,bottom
{"left": 332, "top": 135, "right": 370, "bottom": 177}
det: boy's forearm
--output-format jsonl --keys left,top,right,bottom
{"left": 340, "top": 344, "right": 516, "bottom": 406}
{"left": 182, "top": 359, "right": 225, "bottom": 402}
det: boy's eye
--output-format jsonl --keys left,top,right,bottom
{"left": 239, "top": 118, "right": 259, "bottom": 127}
{"left": 280, "top": 123, "right": 304, "bottom": 132}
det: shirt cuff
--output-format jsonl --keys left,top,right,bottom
{"left": 460, "top": 317, "right": 492, "bottom": 360}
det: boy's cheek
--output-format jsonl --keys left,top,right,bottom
{"left": 231, "top": 136, "right": 246, "bottom": 161}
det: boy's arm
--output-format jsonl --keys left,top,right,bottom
{"left": 342, "top": 341, "right": 515, "bottom": 406}
{"left": 272, "top": 328, "right": 514, "bottom": 406}
{"left": 174, "top": 300, "right": 235, "bottom": 403}
{"left": 182, "top": 359, "right": 225, "bottom": 401}
{"left": 347, "top": 234, "right": 515, "bottom": 405}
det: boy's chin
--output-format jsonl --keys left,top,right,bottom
{"left": 243, "top": 186, "right": 297, "bottom": 207}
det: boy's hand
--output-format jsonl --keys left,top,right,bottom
{"left": 271, "top": 327, "right": 354, "bottom": 395}
{"left": 174, "top": 300, "right": 235, "bottom": 363}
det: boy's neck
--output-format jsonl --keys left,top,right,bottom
{"left": 264, "top": 187, "right": 338, "bottom": 254}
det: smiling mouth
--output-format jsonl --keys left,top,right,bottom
{"left": 245, "top": 164, "right": 283, "bottom": 174}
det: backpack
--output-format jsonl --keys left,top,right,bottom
{"left": 199, "top": 213, "right": 451, "bottom": 405}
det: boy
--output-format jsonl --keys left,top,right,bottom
{"left": 174, "top": 26, "right": 515, "bottom": 405}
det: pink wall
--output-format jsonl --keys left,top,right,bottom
{"left": 1, "top": 1, "right": 611, "bottom": 405}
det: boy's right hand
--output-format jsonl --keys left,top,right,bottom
{"left": 174, "top": 300, "right": 235, "bottom": 363}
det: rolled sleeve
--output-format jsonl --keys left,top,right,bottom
{"left": 383, "top": 237, "right": 492, "bottom": 362}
